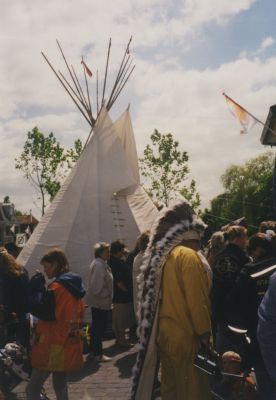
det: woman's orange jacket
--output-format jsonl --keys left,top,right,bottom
{"left": 31, "top": 280, "right": 85, "bottom": 372}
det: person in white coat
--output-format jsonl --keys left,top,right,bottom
{"left": 87, "top": 242, "right": 113, "bottom": 362}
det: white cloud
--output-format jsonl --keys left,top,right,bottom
{"left": 240, "top": 36, "right": 275, "bottom": 58}
{"left": 182, "top": 0, "right": 256, "bottom": 26}
{"left": 0, "top": 0, "right": 261, "bottom": 215}
{"left": 133, "top": 55, "right": 276, "bottom": 208}
{"left": 260, "top": 36, "right": 275, "bottom": 51}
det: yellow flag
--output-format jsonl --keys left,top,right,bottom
{"left": 224, "top": 94, "right": 257, "bottom": 134}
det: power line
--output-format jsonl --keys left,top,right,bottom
{"left": 203, "top": 212, "right": 259, "bottom": 230}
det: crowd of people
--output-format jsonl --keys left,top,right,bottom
{"left": 131, "top": 204, "right": 276, "bottom": 400}
{"left": 0, "top": 238, "right": 142, "bottom": 399}
{"left": 0, "top": 247, "right": 86, "bottom": 400}
{"left": 210, "top": 224, "right": 276, "bottom": 400}
{"left": 1, "top": 201, "right": 276, "bottom": 399}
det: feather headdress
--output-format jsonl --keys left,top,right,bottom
{"left": 131, "top": 201, "right": 207, "bottom": 399}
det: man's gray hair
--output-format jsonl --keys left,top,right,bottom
{"left": 94, "top": 242, "right": 110, "bottom": 258}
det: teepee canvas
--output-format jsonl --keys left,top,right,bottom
{"left": 18, "top": 39, "right": 158, "bottom": 281}
{"left": 114, "top": 109, "right": 158, "bottom": 234}
{"left": 18, "top": 108, "right": 158, "bottom": 282}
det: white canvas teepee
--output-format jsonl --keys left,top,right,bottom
{"left": 18, "top": 107, "right": 158, "bottom": 283}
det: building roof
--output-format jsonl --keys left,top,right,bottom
{"left": 16, "top": 215, "right": 39, "bottom": 225}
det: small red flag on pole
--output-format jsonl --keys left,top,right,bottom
{"left": 81, "top": 60, "right": 93, "bottom": 77}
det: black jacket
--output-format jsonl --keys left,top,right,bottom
{"left": 0, "top": 268, "right": 29, "bottom": 319}
{"left": 211, "top": 243, "right": 250, "bottom": 324}
{"left": 227, "top": 256, "right": 276, "bottom": 366}
{"left": 228, "top": 256, "right": 276, "bottom": 338}
{"left": 108, "top": 255, "right": 132, "bottom": 304}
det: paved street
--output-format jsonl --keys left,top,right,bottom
{"left": 11, "top": 340, "right": 139, "bottom": 400}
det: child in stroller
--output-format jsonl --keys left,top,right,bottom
{"left": 0, "top": 342, "right": 49, "bottom": 399}
{"left": 214, "top": 351, "right": 259, "bottom": 400}
{"left": 194, "top": 348, "right": 259, "bottom": 400}
{"left": 0, "top": 342, "right": 31, "bottom": 393}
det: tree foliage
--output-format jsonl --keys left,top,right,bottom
{"left": 203, "top": 152, "right": 275, "bottom": 233}
{"left": 65, "top": 139, "right": 83, "bottom": 167}
{"left": 180, "top": 179, "right": 201, "bottom": 210}
{"left": 140, "top": 129, "right": 200, "bottom": 208}
{"left": 15, "top": 127, "right": 83, "bottom": 215}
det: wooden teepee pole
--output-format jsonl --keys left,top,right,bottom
{"left": 111, "top": 58, "right": 133, "bottom": 99}
{"left": 101, "top": 38, "right": 112, "bottom": 107}
{"left": 109, "top": 64, "right": 135, "bottom": 109}
{"left": 41, "top": 52, "right": 93, "bottom": 127}
{"left": 56, "top": 40, "right": 89, "bottom": 112}
{"left": 71, "top": 65, "right": 91, "bottom": 112}
{"left": 106, "top": 55, "right": 131, "bottom": 109}
{"left": 106, "top": 36, "right": 132, "bottom": 109}
{"left": 58, "top": 70, "right": 84, "bottom": 106}
{"left": 96, "top": 69, "right": 99, "bottom": 115}
{"left": 114, "top": 36, "right": 132, "bottom": 87}
{"left": 42, "top": 37, "right": 135, "bottom": 144}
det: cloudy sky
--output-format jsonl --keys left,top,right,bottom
{"left": 1, "top": 0, "right": 276, "bottom": 217}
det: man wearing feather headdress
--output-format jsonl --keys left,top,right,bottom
{"left": 131, "top": 201, "right": 212, "bottom": 400}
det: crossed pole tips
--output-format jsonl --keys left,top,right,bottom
{"left": 41, "top": 36, "right": 135, "bottom": 147}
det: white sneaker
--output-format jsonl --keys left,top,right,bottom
{"left": 96, "top": 354, "right": 112, "bottom": 362}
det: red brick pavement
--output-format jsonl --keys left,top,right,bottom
{"left": 11, "top": 340, "right": 139, "bottom": 400}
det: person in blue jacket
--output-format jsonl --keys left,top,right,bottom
{"left": 258, "top": 271, "right": 276, "bottom": 399}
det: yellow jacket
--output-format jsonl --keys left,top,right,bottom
{"left": 157, "top": 245, "right": 212, "bottom": 400}
{"left": 158, "top": 245, "right": 211, "bottom": 346}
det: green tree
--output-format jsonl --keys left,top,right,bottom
{"left": 180, "top": 179, "right": 201, "bottom": 210}
{"left": 203, "top": 152, "right": 275, "bottom": 233}
{"left": 15, "top": 209, "right": 23, "bottom": 216}
{"left": 140, "top": 129, "right": 201, "bottom": 208}
{"left": 15, "top": 127, "right": 83, "bottom": 216}
{"left": 65, "top": 139, "right": 83, "bottom": 168}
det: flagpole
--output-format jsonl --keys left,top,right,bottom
{"left": 82, "top": 56, "right": 93, "bottom": 122}
{"left": 223, "top": 92, "right": 276, "bottom": 137}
